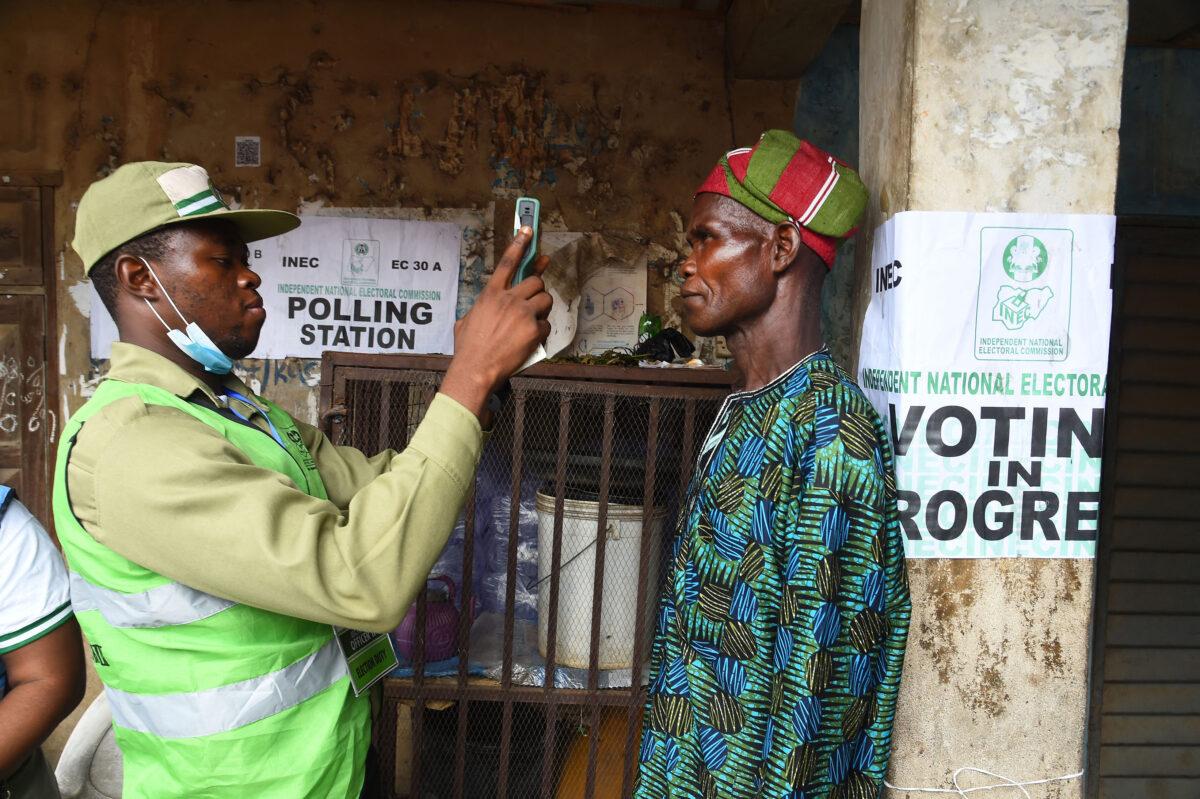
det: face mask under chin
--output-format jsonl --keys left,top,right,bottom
{"left": 139, "top": 257, "right": 236, "bottom": 374}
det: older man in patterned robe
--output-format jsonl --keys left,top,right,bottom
{"left": 635, "top": 131, "right": 911, "bottom": 799}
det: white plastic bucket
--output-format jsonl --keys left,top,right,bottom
{"left": 535, "top": 491, "right": 664, "bottom": 670}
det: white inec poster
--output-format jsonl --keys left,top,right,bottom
{"left": 857, "top": 211, "right": 1114, "bottom": 558}
{"left": 91, "top": 216, "right": 460, "bottom": 359}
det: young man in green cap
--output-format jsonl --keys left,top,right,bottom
{"left": 57, "top": 161, "right": 551, "bottom": 798}
{"left": 636, "top": 132, "right": 910, "bottom": 798}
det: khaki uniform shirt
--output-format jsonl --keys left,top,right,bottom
{"left": 64, "top": 343, "right": 482, "bottom": 633}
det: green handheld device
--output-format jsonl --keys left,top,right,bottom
{"left": 512, "top": 196, "right": 540, "bottom": 285}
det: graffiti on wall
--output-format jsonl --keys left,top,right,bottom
{"left": 0, "top": 355, "right": 52, "bottom": 442}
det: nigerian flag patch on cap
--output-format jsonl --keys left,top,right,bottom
{"left": 156, "top": 165, "right": 228, "bottom": 217}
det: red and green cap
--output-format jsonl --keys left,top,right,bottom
{"left": 72, "top": 161, "right": 300, "bottom": 274}
{"left": 695, "top": 130, "right": 867, "bottom": 267}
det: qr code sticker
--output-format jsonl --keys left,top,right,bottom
{"left": 234, "top": 136, "right": 261, "bottom": 167}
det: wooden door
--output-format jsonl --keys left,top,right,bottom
{"left": 1088, "top": 219, "right": 1200, "bottom": 798}
{"left": 0, "top": 293, "right": 48, "bottom": 519}
{"left": 0, "top": 187, "right": 43, "bottom": 285}
{"left": 0, "top": 172, "right": 58, "bottom": 525}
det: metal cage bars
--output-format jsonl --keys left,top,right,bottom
{"left": 321, "top": 355, "right": 731, "bottom": 798}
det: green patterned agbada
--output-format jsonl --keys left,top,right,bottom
{"left": 636, "top": 351, "right": 910, "bottom": 799}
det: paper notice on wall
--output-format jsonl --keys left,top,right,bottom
{"left": 536, "top": 231, "right": 585, "bottom": 359}
{"left": 542, "top": 234, "right": 646, "bottom": 356}
{"left": 90, "top": 216, "right": 461, "bottom": 359}
{"left": 857, "top": 211, "right": 1114, "bottom": 558}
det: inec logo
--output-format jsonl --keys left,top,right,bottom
{"left": 993, "top": 235, "right": 1053, "bottom": 331}
{"left": 974, "top": 226, "right": 1073, "bottom": 362}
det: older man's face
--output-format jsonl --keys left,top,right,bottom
{"left": 677, "top": 193, "right": 775, "bottom": 337}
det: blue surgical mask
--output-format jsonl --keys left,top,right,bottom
{"left": 139, "top": 257, "right": 236, "bottom": 374}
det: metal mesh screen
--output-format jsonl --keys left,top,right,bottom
{"left": 325, "top": 358, "right": 729, "bottom": 799}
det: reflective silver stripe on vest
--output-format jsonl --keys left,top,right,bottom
{"left": 105, "top": 636, "right": 347, "bottom": 739}
{"left": 69, "top": 571, "right": 236, "bottom": 629}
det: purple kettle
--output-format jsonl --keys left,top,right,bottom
{"left": 394, "top": 575, "right": 464, "bottom": 663}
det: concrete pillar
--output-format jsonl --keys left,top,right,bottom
{"left": 854, "top": 2, "right": 1128, "bottom": 796}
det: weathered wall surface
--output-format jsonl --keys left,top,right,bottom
{"left": 0, "top": 0, "right": 797, "bottom": 762}
{"left": 856, "top": 1, "right": 1127, "bottom": 797}
{"left": 0, "top": 0, "right": 795, "bottom": 425}
{"left": 906, "top": 2, "right": 1125, "bottom": 215}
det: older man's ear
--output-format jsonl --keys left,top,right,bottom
{"left": 771, "top": 221, "right": 805, "bottom": 274}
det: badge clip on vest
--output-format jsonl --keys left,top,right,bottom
{"left": 332, "top": 626, "right": 398, "bottom": 696}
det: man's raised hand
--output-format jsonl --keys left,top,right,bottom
{"left": 439, "top": 227, "right": 552, "bottom": 419}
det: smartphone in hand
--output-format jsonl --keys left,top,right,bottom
{"left": 512, "top": 197, "right": 540, "bottom": 286}
{"left": 511, "top": 197, "right": 546, "bottom": 372}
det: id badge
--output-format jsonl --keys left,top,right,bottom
{"left": 333, "top": 626, "right": 398, "bottom": 696}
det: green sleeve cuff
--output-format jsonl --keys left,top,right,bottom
{"left": 0, "top": 602, "right": 74, "bottom": 654}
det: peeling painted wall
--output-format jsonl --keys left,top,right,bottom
{"left": 907, "top": 2, "right": 1125, "bottom": 215}
{"left": 0, "top": 0, "right": 796, "bottom": 424}
{"left": 856, "top": 2, "right": 1127, "bottom": 796}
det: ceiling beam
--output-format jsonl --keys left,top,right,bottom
{"left": 726, "top": 0, "right": 852, "bottom": 79}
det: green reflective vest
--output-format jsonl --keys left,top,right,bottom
{"left": 53, "top": 379, "right": 369, "bottom": 799}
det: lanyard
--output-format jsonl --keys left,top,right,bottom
{"left": 223, "top": 389, "right": 286, "bottom": 449}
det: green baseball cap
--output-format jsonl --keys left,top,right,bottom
{"left": 72, "top": 161, "right": 300, "bottom": 274}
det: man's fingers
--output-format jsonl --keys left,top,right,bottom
{"left": 511, "top": 274, "right": 546, "bottom": 299}
{"left": 536, "top": 318, "right": 551, "bottom": 343}
{"left": 490, "top": 228, "right": 532, "bottom": 290}
{"left": 528, "top": 290, "right": 553, "bottom": 319}
{"left": 531, "top": 253, "right": 551, "bottom": 277}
